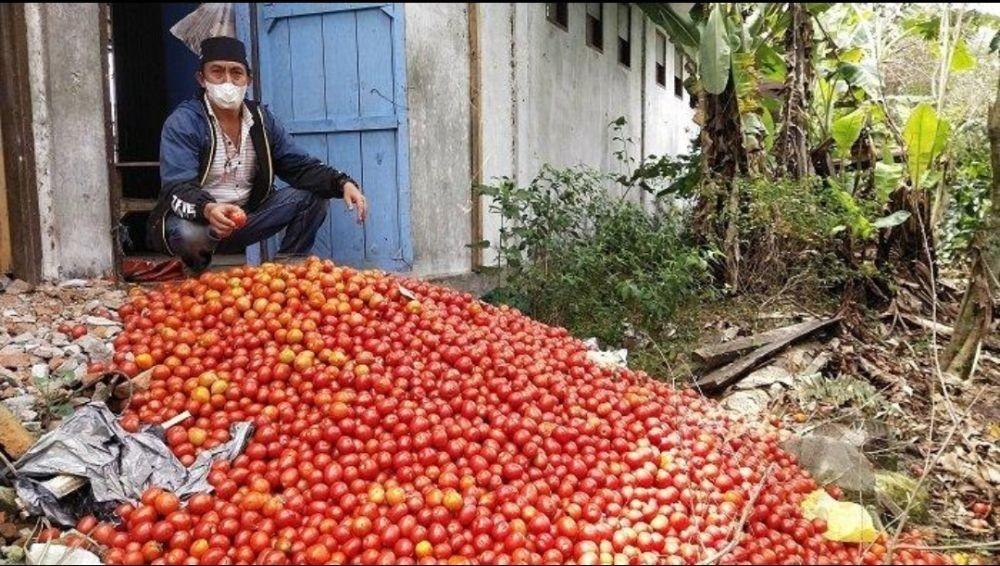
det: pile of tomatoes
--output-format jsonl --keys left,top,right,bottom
{"left": 81, "top": 258, "right": 949, "bottom": 565}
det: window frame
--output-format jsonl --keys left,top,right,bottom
{"left": 654, "top": 31, "right": 667, "bottom": 88}
{"left": 617, "top": 3, "right": 631, "bottom": 68}
{"left": 546, "top": 3, "right": 569, "bottom": 31}
{"left": 673, "top": 43, "right": 685, "bottom": 98}
{"left": 585, "top": 3, "right": 604, "bottom": 53}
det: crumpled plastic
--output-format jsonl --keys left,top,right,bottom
{"left": 582, "top": 338, "right": 628, "bottom": 369}
{"left": 801, "top": 489, "right": 880, "bottom": 543}
{"left": 13, "top": 402, "right": 252, "bottom": 526}
{"left": 170, "top": 3, "right": 236, "bottom": 56}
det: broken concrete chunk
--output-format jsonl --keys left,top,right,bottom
{"left": 74, "top": 335, "right": 110, "bottom": 359}
{"left": 782, "top": 435, "right": 876, "bottom": 496}
{"left": 31, "top": 345, "right": 63, "bottom": 360}
{"left": 3, "top": 279, "right": 34, "bottom": 295}
{"left": 85, "top": 316, "right": 119, "bottom": 327}
{"left": 722, "top": 389, "right": 771, "bottom": 416}
{"left": 0, "top": 352, "right": 34, "bottom": 369}
{"left": 11, "top": 333, "right": 36, "bottom": 345}
{"left": 734, "top": 365, "right": 794, "bottom": 391}
{"left": 31, "top": 364, "right": 49, "bottom": 382}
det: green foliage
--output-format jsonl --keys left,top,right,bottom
{"left": 939, "top": 128, "right": 994, "bottom": 263}
{"left": 903, "top": 103, "right": 949, "bottom": 190}
{"left": 832, "top": 108, "right": 868, "bottom": 158}
{"left": 699, "top": 6, "right": 732, "bottom": 95}
{"left": 476, "top": 162, "right": 711, "bottom": 356}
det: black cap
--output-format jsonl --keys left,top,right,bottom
{"left": 200, "top": 36, "right": 249, "bottom": 70}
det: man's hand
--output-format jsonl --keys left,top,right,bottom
{"left": 343, "top": 182, "right": 367, "bottom": 223}
{"left": 204, "top": 203, "right": 243, "bottom": 238}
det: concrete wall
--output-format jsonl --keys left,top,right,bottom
{"left": 24, "top": 3, "right": 113, "bottom": 280}
{"left": 643, "top": 19, "right": 697, "bottom": 163}
{"left": 404, "top": 3, "right": 473, "bottom": 278}
{"left": 473, "top": 3, "right": 697, "bottom": 269}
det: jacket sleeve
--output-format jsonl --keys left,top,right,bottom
{"left": 266, "top": 106, "right": 357, "bottom": 199}
{"left": 159, "top": 108, "right": 215, "bottom": 222}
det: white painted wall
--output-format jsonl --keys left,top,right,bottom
{"left": 473, "top": 3, "right": 697, "bottom": 269}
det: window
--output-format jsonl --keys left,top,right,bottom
{"left": 586, "top": 3, "right": 603, "bottom": 51}
{"left": 617, "top": 3, "right": 631, "bottom": 67}
{"left": 546, "top": 3, "right": 568, "bottom": 30}
{"left": 655, "top": 32, "right": 666, "bottom": 87}
{"left": 673, "top": 43, "right": 684, "bottom": 97}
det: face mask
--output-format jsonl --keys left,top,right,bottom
{"left": 205, "top": 81, "right": 246, "bottom": 110}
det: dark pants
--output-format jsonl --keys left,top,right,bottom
{"left": 165, "top": 188, "right": 328, "bottom": 272}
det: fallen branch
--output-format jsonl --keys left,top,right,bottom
{"left": 697, "top": 463, "right": 776, "bottom": 565}
{"left": 892, "top": 313, "right": 1000, "bottom": 352}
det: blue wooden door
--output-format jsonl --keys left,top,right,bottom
{"left": 248, "top": 3, "right": 412, "bottom": 271}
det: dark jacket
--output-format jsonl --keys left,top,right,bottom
{"left": 147, "top": 95, "right": 356, "bottom": 255}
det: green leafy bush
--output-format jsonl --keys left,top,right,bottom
{"left": 476, "top": 163, "right": 711, "bottom": 354}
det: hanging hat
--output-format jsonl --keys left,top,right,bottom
{"left": 199, "top": 36, "right": 249, "bottom": 70}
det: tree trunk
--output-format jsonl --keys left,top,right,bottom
{"left": 694, "top": 78, "right": 748, "bottom": 291}
{"left": 774, "top": 3, "right": 814, "bottom": 179}
{"left": 942, "top": 77, "right": 1000, "bottom": 378}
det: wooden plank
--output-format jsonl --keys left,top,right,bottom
{"left": 262, "top": 3, "right": 390, "bottom": 25}
{"left": 121, "top": 198, "right": 156, "bottom": 213}
{"left": 0, "top": 3, "right": 43, "bottom": 283}
{"left": 391, "top": 3, "right": 413, "bottom": 268}
{"left": 289, "top": 14, "right": 326, "bottom": 122}
{"left": 0, "top": 405, "right": 35, "bottom": 459}
{"left": 285, "top": 115, "right": 398, "bottom": 134}
{"left": 357, "top": 8, "right": 394, "bottom": 117}
{"left": 695, "top": 317, "right": 841, "bottom": 392}
{"left": 322, "top": 10, "right": 360, "bottom": 119}
{"left": 361, "top": 129, "right": 400, "bottom": 268}
{"left": 357, "top": 8, "right": 401, "bottom": 270}
{"left": 100, "top": 2, "right": 124, "bottom": 282}
{"left": 296, "top": 134, "right": 332, "bottom": 258}
{"left": 692, "top": 319, "right": 831, "bottom": 369}
{"left": 327, "top": 132, "right": 366, "bottom": 265}
{"left": 114, "top": 161, "right": 160, "bottom": 168}
{"left": 468, "top": 3, "right": 483, "bottom": 270}
{"left": 0, "top": 113, "right": 10, "bottom": 274}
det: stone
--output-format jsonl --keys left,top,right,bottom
{"left": 58, "top": 279, "right": 89, "bottom": 288}
{"left": 721, "top": 389, "right": 771, "bottom": 416}
{"left": 64, "top": 344, "right": 84, "bottom": 358}
{"left": 10, "top": 333, "right": 35, "bottom": 345}
{"left": 30, "top": 364, "right": 49, "bottom": 382}
{"left": 0, "top": 353, "right": 33, "bottom": 369}
{"left": 782, "top": 435, "right": 876, "bottom": 495}
{"left": 51, "top": 333, "right": 70, "bottom": 347}
{"left": 734, "top": 365, "right": 794, "bottom": 391}
{"left": 74, "top": 335, "right": 110, "bottom": 359}
{"left": 85, "top": 316, "right": 118, "bottom": 326}
{"left": 2, "top": 280, "right": 34, "bottom": 295}
{"left": 30, "top": 345, "right": 63, "bottom": 360}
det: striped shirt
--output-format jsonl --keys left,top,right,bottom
{"left": 202, "top": 95, "right": 257, "bottom": 206}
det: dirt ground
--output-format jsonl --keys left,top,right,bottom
{"left": 0, "top": 274, "right": 997, "bottom": 563}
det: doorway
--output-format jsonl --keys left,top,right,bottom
{"left": 105, "top": 3, "right": 246, "bottom": 269}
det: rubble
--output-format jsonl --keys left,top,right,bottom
{"left": 0, "top": 278, "right": 127, "bottom": 444}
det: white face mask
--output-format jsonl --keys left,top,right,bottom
{"left": 205, "top": 81, "right": 246, "bottom": 110}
